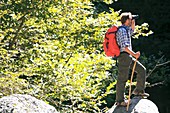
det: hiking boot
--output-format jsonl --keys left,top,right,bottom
{"left": 132, "top": 90, "right": 150, "bottom": 97}
{"left": 116, "top": 100, "right": 130, "bottom": 107}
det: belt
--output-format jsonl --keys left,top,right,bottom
{"left": 120, "top": 51, "right": 129, "bottom": 54}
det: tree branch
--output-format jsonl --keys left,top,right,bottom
{"left": 9, "top": 14, "right": 27, "bottom": 50}
{"left": 156, "top": 60, "right": 170, "bottom": 67}
{"left": 147, "top": 55, "right": 170, "bottom": 78}
{"left": 150, "top": 81, "right": 164, "bottom": 87}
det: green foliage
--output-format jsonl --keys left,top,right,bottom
{"left": 134, "top": 23, "right": 153, "bottom": 38}
{"left": 0, "top": 0, "right": 152, "bottom": 112}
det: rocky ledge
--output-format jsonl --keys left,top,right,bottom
{"left": 107, "top": 96, "right": 159, "bottom": 113}
{"left": 0, "top": 94, "right": 59, "bottom": 113}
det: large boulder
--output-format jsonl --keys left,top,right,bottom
{"left": 0, "top": 94, "right": 59, "bottom": 113}
{"left": 107, "top": 96, "right": 159, "bottom": 113}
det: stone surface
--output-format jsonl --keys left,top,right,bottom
{"left": 107, "top": 96, "right": 159, "bottom": 113}
{"left": 0, "top": 94, "right": 59, "bottom": 113}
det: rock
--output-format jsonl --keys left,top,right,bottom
{"left": 107, "top": 96, "right": 159, "bottom": 113}
{"left": 0, "top": 94, "right": 59, "bottom": 113}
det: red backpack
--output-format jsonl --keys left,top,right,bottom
{"left": 103, "top": 25, "right": 120, "bottom": 57}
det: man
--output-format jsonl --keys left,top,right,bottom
{"left": 115, "top": 12, "right": 149, "bottom": 106}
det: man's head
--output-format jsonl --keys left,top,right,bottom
{"left": 120, "top": 12, "right": 133, "bottom": 26}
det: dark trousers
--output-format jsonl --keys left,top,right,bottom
{"left": 116, "top": 52, "right": 146, "bottom": 102}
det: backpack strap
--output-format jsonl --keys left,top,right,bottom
{"left": 117, "top": 26, "right": 129, "bottom": 39}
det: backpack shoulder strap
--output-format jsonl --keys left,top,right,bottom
{"left": 117, "top": 26, "right": 129, "bottom": 38}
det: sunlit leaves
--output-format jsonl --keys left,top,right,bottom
{"left": 134, "top": 23, "right": 153, "bottom": 38}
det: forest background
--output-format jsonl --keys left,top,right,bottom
{"left": 0, "top": 0, "right": 169, "bottom": 113}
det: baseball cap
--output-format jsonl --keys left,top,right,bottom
{"left": 132, "top": 15, "right": 139, "bottom": 20}
{"left": 120, "top": 12, "right": 139, "bottom": 20}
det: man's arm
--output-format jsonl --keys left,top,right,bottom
{"left": 124, "top": 47, "right": 140, "bottom": 59}
{"left": 124, "top": 19, "right": 140, "bottom": 59}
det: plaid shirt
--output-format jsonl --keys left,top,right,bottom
{"left": 116, "top": 25, "right": 134, "bottom": 52}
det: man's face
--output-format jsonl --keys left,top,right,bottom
{"left": 127, "top": 18, "right": 132, "bottom": 26}
{"left": 125, "top": 15, "right": 132, "bottom": 26}
{"left": 126, "top": 18, "right": 132, "bottom": 26}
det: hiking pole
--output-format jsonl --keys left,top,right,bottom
{"left": 126, "top": 59, "right": 137, "bottom": 111}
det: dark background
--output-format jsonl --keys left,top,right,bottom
{"left": 111, "top": 0, "right": 170, "bottom": 59}
{"left": 94, "top": 0, "right": 170, "bottom": 113}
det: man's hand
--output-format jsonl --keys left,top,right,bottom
{"left": 131, "top": 19, "right": 135, "bottom": 30}
{"left": 134, "top": 51, "right": 140, "bottom": 59}
{"left": 124, "top": 47, "right": 140, "bottom": 59}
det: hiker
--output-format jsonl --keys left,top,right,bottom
{"left": 115, "top": 12, "right": 149, "bottom": 106}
